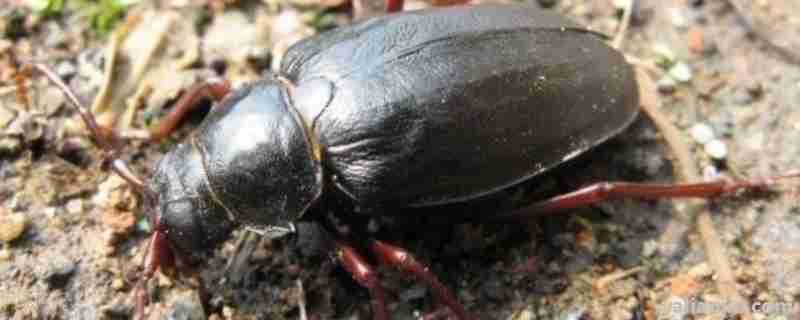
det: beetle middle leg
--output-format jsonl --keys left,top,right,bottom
{"left": 148, "top": 79, "right": 231, "bottom": 141}
{"left": 490, "top": 173, "right": 799, "bottom": 222}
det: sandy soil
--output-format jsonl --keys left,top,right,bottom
{"left": 1, "top": 0, "right": 799, "bottom": 319}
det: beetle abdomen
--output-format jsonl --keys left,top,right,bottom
{"left": 284, "top": 4, "right": 638, "bottom": 208}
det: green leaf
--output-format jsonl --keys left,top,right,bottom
{"left": 29, "top": 0, "right": 66, "bottom": 17}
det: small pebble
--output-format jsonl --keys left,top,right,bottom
{"left": 611, "top": 0, "right": 628, "bottom": 10}
{"left": 704, "top": 139, "right": 728, "bottom": 159}
{"left": 511, "top": 308, "right": 534, "bottom": 320}
{"left": 65, "top": 199, "right": 84, "bottom": 215}
{"left": 668, "top": 7, "right": 689, "bottom": 29}
{"left": 687, "top": 26, "right": 705, "bottom": 54}
{"left": 101, "top": 300, "right": 132, "bottom": 319}
{"left": 745, "top": 81, "right": 764, "bottom": 98}
{"left": 0, "top": 247, "right": 11, "bottom": 260}
{"left": 690, "top": 123, "right": 715, "bottom": 144}
{"left": 609, "top": 305, "right": 633, "bottom": 320}
{"left": 668, "top": 62, "right": 692, "bottom": 82}
{"left": 55, "top": 60, "right": 77, "bottom": 79}
{"left": 0, "top": 211, "right": 28, "bottom": 243}
{"left": 222, "top": 306, "right": 235, "bottom": 318}
{"left": 167, "top": 290, "right": 206, "bottom": 320}
{"left": 0, "top": 137, "right": 22, "bottom": 154}
{"left": 732, "top": 87, "right": 755, "bottom": 105}
{"left": 111, "top": 278, "right": 126, "bottom": 291}
{"left": 688, "top": 263, "right": 712, "bottom": 278}
{"left": 43, "top": 23, "right": 68, "bottom": 48}
{"left": 564, "top": 308, "right": 585, "bottom": 320}
{"left": 43, "top": 257, "right": 77, "bottom": 289}
{"left": 657, "top": 76, "right": 677, "bottom": 93}
{"left": 642, "top": 239, "right": 658, "bottom": 257}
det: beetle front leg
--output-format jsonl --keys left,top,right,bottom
{"left": 148, "top": 79, "right": 231, "bottom": 141}
{"left": 335, "top": 239, "right": 390, "bottom": 320}
{"left": 134, "top": 230, "right": 175, "bottom": 320}
{"left": 370, "top": 240, "right": 473, "bottom": 320}
{"left": 491, "top": 172, "right": 800, "bottom": 222}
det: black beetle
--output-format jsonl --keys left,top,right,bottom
{"left": 32, "top": 3, "right": 793, "bottom": 320}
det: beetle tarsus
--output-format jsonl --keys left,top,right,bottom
{"left": 150, "top": 80, "right": 231, "bottom": 141}
{"left": 335, "top": 240, "right": 390, "bottom": 320}
{"left": 492, "top": 173, "right": 800, "bottom": 222}
{"left": 371, "top": 240, "right": 473, "bottom": 320}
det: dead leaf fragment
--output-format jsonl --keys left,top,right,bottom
{"left": 687, "top": 26, "right": 704, "bottom": 54}
{"left": 91, "top": 9, "right": 201, "bottom": 132}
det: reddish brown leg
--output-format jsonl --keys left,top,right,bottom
{"left": 335, "top": 240, "right": 390, "bottom": 320}
{"left": 491, "top": 173, "right": 800, "bottom": 222}
{"left": 134, "top": 230, "right": 175, "bottom": 320}
{"left": 32, "top": 63, "right": 154, "bottom": 198}
{"left": 420, "top": 307, "right": 456, "bottom": 320}
{"left": 371, "top": 240, "right": 474, "bottom": 320}
{"left": 31, "top": 63, "right": 184, "bottom": 319}
{"left": 149, "top": 80, "right": 230, "bottom": 141}
{"left": 385, "top": 0, "right": 403, "bottom": 12}
{"left": 429, "top": 0, "right": 471, "bottom": 6}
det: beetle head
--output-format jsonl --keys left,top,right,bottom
{"left": 34, "top": 64, "right": 321, "bottom": 319}
{"left": 148, "top": 140, "right": 236, "bottom": 265}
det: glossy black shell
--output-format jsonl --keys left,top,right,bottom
{"left": 282, "top": 4, "right": 639, "bottom": 209}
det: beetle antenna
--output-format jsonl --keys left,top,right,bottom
{"left": 30, "top": 63, "right": 157, "bottom": 200}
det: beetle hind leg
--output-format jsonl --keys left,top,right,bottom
{"left": 335, "top": 239, "right": 391, "bottom": 320}
{"left": 491, "top": 171, "right": 800, "bottom": 222}
{"left": 370, "top": 240, "right": 473, "bottom": 320}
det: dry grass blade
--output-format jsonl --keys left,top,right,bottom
{"left": 634, "top": 68, "right": 752, "bottom": 320}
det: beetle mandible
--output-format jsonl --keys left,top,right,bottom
{"left": 32, "top": 2, "right": 796, "bottom": 319}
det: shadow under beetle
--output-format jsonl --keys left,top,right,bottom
{"left": 32, "top": 2, "right": 796, "bottom": 320}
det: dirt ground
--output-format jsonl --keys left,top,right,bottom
{"left": 1, "top": 0, "right": 800, "bottom": 319}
